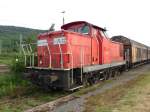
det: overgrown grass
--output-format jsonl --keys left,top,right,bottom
{"left": 0, "top": 53, "right": 26, "bottom": 73}
{"left": 84, "top": 72, "right": 150, "bottom": 112}
{"left": 0, "top": 53, "right": 22, "bottom": 66}
{"left": 0, "top": 72, "right": 68, "bottom": 112}
{"left": 10, "top": 55, "right": 25, "bottom": 72}
{"left": 0, "top": 53, "right": 68, "bottom": 112}
{"left": 0, "top": 72, "right": 30, "bottom": 98}
{"left": 0, "top": 55, "right": 13, "bottom": 65}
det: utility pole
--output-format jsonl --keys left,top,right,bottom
{"left": 61, "top": 11, "right": 65, "bottom": 25}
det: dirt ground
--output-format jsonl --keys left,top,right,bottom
{"left": 50, "top": 64, "right": 150, "bottom": 112}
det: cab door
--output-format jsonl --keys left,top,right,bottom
{"left": 91, "top": 29, "right": 99, "bottom": 65}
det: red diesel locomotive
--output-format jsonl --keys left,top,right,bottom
{"left": 25, "top": 21, "right": 127, "bottom": 90}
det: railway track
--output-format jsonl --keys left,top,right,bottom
{"left": 0, "top": 64, "right": 10, "bottom": 74}
{"left": 24, "top": 64, "right": 150, "bottom": 112}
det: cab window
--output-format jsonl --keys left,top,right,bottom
{"left": 79, "top": 25, "right": 89, "bottom": 34}
{"left": 67, "top": 24, "right": 89, "bottom": 35}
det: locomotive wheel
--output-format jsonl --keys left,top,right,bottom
{"left": 87, "top": 77, "right": 95, "bottom": 85}
{"left": 106, "top": 71, "right": 110, "bottom": 80}
{"left": 111, "top": 70, "right": 116, "bottom": 78}
{"left": 83, "top": 76, "right": 90, "bottom": 87}
{"left": 114, "top": 71, "right": 118, "bottom": 79}
{"left": 109, "top": 70, "right": 113, "bottom": 79}
{"left": 117, "top": 70, "right": 121, "bottom": 76}
{"left": 103, "top": 71, "right": 110, "bottom": 80}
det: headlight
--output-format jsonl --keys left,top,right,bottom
{"left": 53, "top": 37, "right": 66, "bottom": 45}
{"left": 40, "top": 60, "right": 42, "bottom": 64}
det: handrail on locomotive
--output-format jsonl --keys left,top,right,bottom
{"left": 21, "top": 40, "right": 85, "bottom": 85}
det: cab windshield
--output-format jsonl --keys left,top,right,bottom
{"left": 68, "top": 25, "right": 89, "bottom": 35}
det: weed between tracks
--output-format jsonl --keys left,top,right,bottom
{"left": 84, "top": 72, "right": 150, "bottom": 112}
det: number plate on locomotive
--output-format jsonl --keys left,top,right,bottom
{"left": 53, "top": 37, "right": 66, "bottom": 45}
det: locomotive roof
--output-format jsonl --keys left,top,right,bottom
{"left": 61, "top": 21, "right": 106, "bottom": 31}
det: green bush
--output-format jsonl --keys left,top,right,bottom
{"left": 11, "top": 55, "right": 25, "bottom": 72}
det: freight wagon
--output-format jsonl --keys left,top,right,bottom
{"left": 147, "top": 47, "right": 150, "bottom": 62}
{"left": 111, "top": 36, "right": 148, "bottom": 68}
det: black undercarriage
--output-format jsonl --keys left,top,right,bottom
{"left": 24, "top": 60, "right": 150, "bottom": 91}
{"left": 24, "top": 64, "right": 125, "bottom": 91}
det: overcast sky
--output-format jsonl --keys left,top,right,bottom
{"left": 0, "top": 0, "right": 150, "bottom": 45}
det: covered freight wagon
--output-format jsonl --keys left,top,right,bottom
{"left": 111, "top": 36, "right": 148, "bottom": 67}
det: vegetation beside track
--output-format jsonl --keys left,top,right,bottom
{"left": 0, "top": 55, "right": 68, "bottom": 112}
{"left": 0, "top": 70, "right": 113, "bottom": 112}
{"left": 0, "top": 72, "right": 68, "bottom": 112}
{"left": 84, "top": 72, "right": 150, "bottom": 112}
{"left": 1, "top": 54, "right": 150, "bottom": 112}
{"left": 0, "top": 54, "right": 14, "bottom": 65}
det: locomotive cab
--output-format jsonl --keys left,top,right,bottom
{"left": 37, "top": 21, "right": 107, "bottom": 69}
